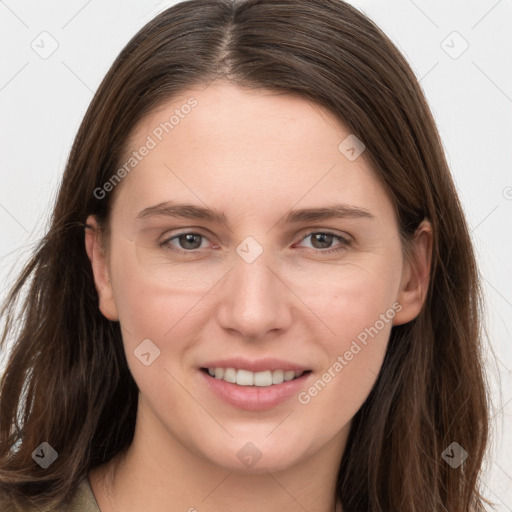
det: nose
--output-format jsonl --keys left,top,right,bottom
{"left": 216, "top": 249, "right": 293, "bottom": 341}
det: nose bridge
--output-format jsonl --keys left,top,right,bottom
{"left": 234, "top": 249, "right": 275, "bottom": 299}
{"left": 217, "top": 240, "right": 292, "bottom": 338}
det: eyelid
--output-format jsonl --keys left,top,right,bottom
{"left": 159, "top": 227, "right": 216, "bottom": 244}
{"left": 160, "top": 228, "right": 353, "bottom": 256}
{"left": 160, "top": 230, "right": 216, "bottom": 251}
{"left": 297, "top": 227, "right": 353, "bottom": 242}
{"left": 294, "top": 231, "right": 352, "bottom": 251}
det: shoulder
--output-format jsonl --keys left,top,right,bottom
{"left": 0, "top": 477, "right": 100, "bottom": 512}
{"left": 66, "top": 476, "right": 101, "bottom": 512}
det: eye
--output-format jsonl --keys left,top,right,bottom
{"left": 160, "top": 232, "right": 211, "bottom": 252}
{"left": 296, "top": 231, "right": 352, "bottom": 253}
{"left": 158, "top": 230, "right": 352, "bottom": 255}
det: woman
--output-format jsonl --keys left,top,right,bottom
{"left": 0, "top": 0, "right": 492, "bottom": 510}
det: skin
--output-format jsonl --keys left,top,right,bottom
{"left": 85, "top": 81, "right": 431, "bottom": 512}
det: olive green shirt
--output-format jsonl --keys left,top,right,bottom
{"left": 0, "top": 477, "right": 100, "bottom": 512}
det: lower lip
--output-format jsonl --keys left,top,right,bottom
{"left": 199, "top": 369, "right": 312, "bottom": 411}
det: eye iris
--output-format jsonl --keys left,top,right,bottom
{"left": 171, "top": 233, "right": 339, "bottom": 251}
{"left": 179, "top": 233, "right": 202, "bottom": 250}
{"left": 311, "top": 233, "right": 333, "bottom": 249}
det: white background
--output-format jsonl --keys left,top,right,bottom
{"left": 1, "top": 0, "right": 511, "bottom": 509}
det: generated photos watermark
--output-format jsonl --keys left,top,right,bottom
{"left": 297, "top": 301, "right": 402, "bottom": 405}
{"left": 93, "top": 97, "right": 198, "bottom": 200}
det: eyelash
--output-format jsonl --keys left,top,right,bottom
{"left": 159, "top": 230, "right": 352, "bottom": 255}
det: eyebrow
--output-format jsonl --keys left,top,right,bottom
{"left": 137, "top": 202, "right": 228, "bottom": 223}
{"left": 136, "top": 201, "right": 374, "bottom": 224}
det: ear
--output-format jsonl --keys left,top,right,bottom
{"left": 84, "top": 214, "right": 119, "bottom": 321}
{"left": 393, "top": 220, "right": 432, "bottom": 325}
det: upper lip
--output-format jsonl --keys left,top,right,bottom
{"left": 200, "top": 357, "right": 310, "bottom": 373}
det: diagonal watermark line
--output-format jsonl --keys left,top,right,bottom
{"left": 140, "top": 0, "right": 168, "bottom": 21}
{"left": 163, "top": 163, "right": 233, "bottom": 233}
{"left": 419, "top": 61, "right": 439, "bottom": 83}
{"left": 119, "top": 317, "right": 135, "bottom": 339}
{"left": 483, "top": 481, "right": 512, "bottom": 512}
{"left": 163, "top": 367, "right": 234, "bottom": 437}
{"left": 482, "top": 482, "right": 512, "bottom": 512}
{"left": 0, "top": 0, "right": 29, "bottom": 28}
{"left": 471, "top": 0, "right": 502, "bottom": 30}
{"left": 61, "top": 60, "right": 94, "bottom": 93}
{"left": 61, "top": 0, "right": 92, "bottom": 29}
{"left": 0, "top": 203, "right": 29, "bottom": 233}
{"left": 488, "top": 396, "right": 511, "bottom": 426}
{"left": 472, "top": 61, "right": 512, "bottom": 105}
{"left": 266, "top": 163, "right": 337, "bottom": 234}
{"left": 470, "top": 204, "right": 499, "bottom": 233}
{"left": 264, "top": 265, "right": 336, "bottom": 336}
{"left": 496, "top": 356, "right": 512, "bottom": 378}
{"left": 482, "top": 276, "right": 512, "bottom": 309}
{"left": 201, "top": 470, "right": 234, "bottom": 502}
{"left": 407, "top": 0, "right": 439, "bottom": 29}
{"left": 265, "top": 410, "right": 294, "bottom": 438}
{"left": 0, "top": 62, "right": 29, "bottom": 92}
{"left": 164, "top": 267, "right": 234, "bottom": 337}
{"left": 199, "top": 76, "right": 220, "bottom": 94}
{"left": 497, "top": 396, "right": 512, "bottom": 415}
{"left": 0, "top": 240, "right": 37, "bottom": 262}
{"left": 479, "top": 394, "right": 512, "bottom": 444}
{"left": 494, "top": 461, "right": 512, "bottom": 483}
{"left": 265, "top": 473, "right": 309, "bottom": 511}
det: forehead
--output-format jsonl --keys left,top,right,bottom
{"left": 110, "top": 82, "right": 393, "bottom": 227}
{"left": 127, "top": 82, "right": 345, "bottom": 161}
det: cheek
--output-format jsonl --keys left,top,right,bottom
{"left": 107, "top": 242, "right": 203, "bottom": 376}
{"left": 312, "top": 284, "right": 393, "bottom": 400}
{"left": 295, "top": 331, "right": 389, "bottom": 449}
{"left": 292, "top": 256, "right": 401, "bottom": 407}
{"left": 295, "top": 286, "right": 397, "bottom": 439}
{"left": 111, "top": 277, "right": 202, "bottom": 404}
{"left": 293, "top": 252, "right": 402, "bottom": 342}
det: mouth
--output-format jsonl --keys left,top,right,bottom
{"left": 199, "top": 366, "right": 313, "bottom": 411}
{"left": 200, "top": 367, "right": 312, "bottom": 387}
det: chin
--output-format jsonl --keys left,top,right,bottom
{"left": 198, "top": 434, "right": 312, "bottom": 474}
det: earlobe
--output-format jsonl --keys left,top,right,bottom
{"left": 84, "top": 214, "right": 119, "bottom": 321}
{"left": 393, "top": 220, "right": 432, "bottom": 326}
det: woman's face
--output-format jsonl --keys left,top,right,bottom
{"left": 86, "top": 82, "right": 427, "bottom": 473}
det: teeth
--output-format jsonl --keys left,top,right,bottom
{"left": 284, "top": 370, "right": 296, "bottom": 381}
{"left": 206, "top": 367, "right": 305, "bottom": 387}
{"left": 223, "top": 367, "right": 237, "bottom": 383}
{"left": 237, "top": 369, "right": 254, "bottom": 386}
{"left": 272, "top": 369, "right": 284, "bottom": 384}
{"left": 254, "top": 370, "right": 272, "bottom": 387}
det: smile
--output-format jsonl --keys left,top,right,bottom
{"left": 199, "top": 366, "right": 313, "bottom": 411}
{"left": 202, "top": 367, "right": 308, "bottom": 387}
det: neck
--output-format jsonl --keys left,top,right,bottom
{"left": 90, "top": 398, "right": 348, "bottom": 512}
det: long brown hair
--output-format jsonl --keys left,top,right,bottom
{"left": 0, "top": 0, "right": 492, "bottom": 510}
